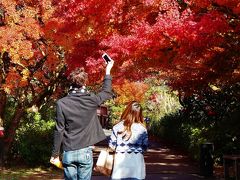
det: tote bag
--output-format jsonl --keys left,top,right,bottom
{"left": 94, "top": 149, "right": 114, "bottom": 176}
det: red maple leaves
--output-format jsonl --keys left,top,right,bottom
{"left": 1, "top": 0, "right": 239, "bottom": 92}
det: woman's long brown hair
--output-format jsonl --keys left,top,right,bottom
{"left": 118, "top": 101, "right": 145, "bottom": 140}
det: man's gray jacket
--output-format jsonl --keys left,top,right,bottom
{"left": 52, "top": 75, "right": 113, "bottom": 157}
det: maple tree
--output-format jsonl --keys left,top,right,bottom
{"left": 49, "top": 0, "right": 239, "bottom": 91}
{"left": 0, "top": 0, "right": 66, "bottom": 155}
{"left": 45, "top": 0, "right": 239, "bottom": 92}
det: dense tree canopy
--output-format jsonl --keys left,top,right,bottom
{"left": 1, "top": 0, "right": 239, "bottom": 97}
{"left": 45, "top": 0, "right": 240, "bottom": 91}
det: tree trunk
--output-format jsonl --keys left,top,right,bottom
{"left": 0, "top": 90, "right": 6, "bottom": 127}
{"left": 0, "top": 90, "right": 6, "bottom": 167}
{"left": 3, "top": 107, "right": 25, "bottom": 160}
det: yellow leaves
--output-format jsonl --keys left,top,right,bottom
{"left": 0, "top": 23, "right": 35, "bottom": 62}
{"left": 2, "top": 68, "right": 20, "bottom": 94}
{"left": 21, "top": 6, "right": 38, "bottom": 19}
{"left": 0, "top": 0, "right": 39, "bottom": 62}
{"left": 87, "top": 26, "right": 94, "bottom": 35}
{"left": 22, "top": 69, "right": 30, "bottom": 77}
{"left": 22, "top": 18, "right": 41, "bottom": 40}
{"left": 0, "top": 0, "right": 64, "bottom": 98}
{"left": 0, "top": 27, "right": 22, "bottom": 47}
{"left": 41, "top": 0, "right": 56, "bottom": 22}
{"left": 22, "top": 69, "right": 30, "bottom": 80}
{"left": 2, "top": 0, "right": 39, "bottom": 26}
{"left": 209, "top": 84, "right": 221, "bottom": 91}
{"left": 1, "top": 66, "right": 30, "bottom": 95}
{"left": 8, "top": 40, "right": 34, "bottom": 62}
{"left": 9, "top": 48, "right": 20, "bottom": 64}
{"left": 27, "top": 105, "right": 39, "bottom": 113}
{"left": 1, "top": 1, "right": 19, "bottom": 25}
{"left": 19, "top": 41, "right": 34, "bottom": 59}
{"left": 212, "top": 46, "right": 225, "bottom": 52}
{"left": 3, "top": 86, "right": 11, "bottom": 94}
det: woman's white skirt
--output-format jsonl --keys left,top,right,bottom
{"left": 111, "top": 152, "right": 145, "bottom": 180}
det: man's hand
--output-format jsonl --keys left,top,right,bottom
{"left": 50, "top": 156, "right": 63, "bottom": 169}
{"left": 106, "top": 59, "right": 114, "bottom": 75}
{"left": 50, "top": 156, "right": 59, "bottom": 163}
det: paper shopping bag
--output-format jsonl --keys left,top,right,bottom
{"left": 94, "top": 149, "right": 114, "bottom": 176}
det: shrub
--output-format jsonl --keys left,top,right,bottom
{"left": 15, "top": 109, "right": 55, "bottom": 166}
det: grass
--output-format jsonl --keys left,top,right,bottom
{"left": 0, "top": 166, "right": 63, "bottom": 180}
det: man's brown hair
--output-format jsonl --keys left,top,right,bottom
{"left": 68, "top": 67, "right": 88, "bottom": 88}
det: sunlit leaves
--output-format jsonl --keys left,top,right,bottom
{"left": 143, "top": 79, "right": 182, "bottom": 121}
{"left": 113, "top": 80, "right": 149, "bottom": 104}
{"left": 3, "top": 67, "right": 22, "bottom": 94}
{"left": 11, "top": 0, "right": 236, "bottom": 94}
{"left": 0, "top": 0, "right": 65, "bottom": 98}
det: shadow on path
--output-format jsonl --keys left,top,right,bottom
{"left": 1, "top": 130, "right": 223, "bottom": 180}
{"left": 93, "top": 132, "right": 220, "bottom": 180}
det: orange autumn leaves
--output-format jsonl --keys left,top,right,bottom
{"left": 0, "top": 0, "right": 62, "bottom": 95}
{"left": 113, "top": 80, "right": 149, "bottom": 105}
{"left": 0, "top": 0, "right": 40, "bottom": 94}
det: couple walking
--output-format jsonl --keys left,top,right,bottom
{"left": 50, "top": 57, "right": 148, "bottom": 180}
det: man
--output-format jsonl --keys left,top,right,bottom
{"left": 50, "top": 59, "right": 114, "bottom": 180}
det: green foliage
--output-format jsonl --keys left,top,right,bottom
{"left": 180, "top": 124, "right": 207, "bottom": 160}
{"left": 149, "top": 112, "right": 182, "bottom": 140}
{"left": 149, "top": 112, "right": 208, "bottom": 160}
{"left": 106, "top": 100, "right": 125, "bottom": 125}
{"left": 3, "top": 96, "right": 18, "bottom": 131}
{"left": 14, "top": 106, "right": 55, "bottom": 166}
{"left": 143, "top": 79, "right": 182, "bottom": 123}
{"left": 149, "top": 82, "right": 240, "bottom": 163}
{"left": 205, "top": 109, "right": 240, "bottom": 163}
{"left": 179, "top": 83, "right": 240, "bottom": 161}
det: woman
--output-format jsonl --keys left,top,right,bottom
{"left": 109, "top": 101, "right": 148, "bottom": 180}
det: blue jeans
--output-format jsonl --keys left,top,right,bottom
{"left": 62, "top": 147, "right": 93, "bottom": 180}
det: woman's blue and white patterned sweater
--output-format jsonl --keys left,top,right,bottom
{"left": 109, "top": 121, "right": 148, "bottom": 154}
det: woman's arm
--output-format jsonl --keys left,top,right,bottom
{"left": 142, "top": 130, "right": 149, "bottom": 152}
{"left": 108, "top": 128, "right": 117, "bottom": 151}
